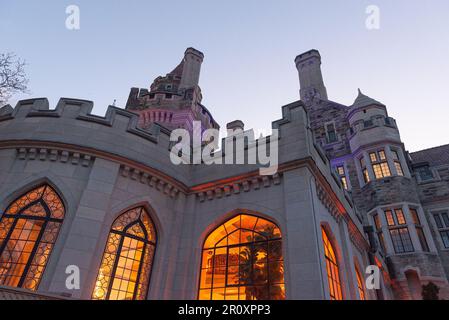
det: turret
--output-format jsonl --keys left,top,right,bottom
{"left": 179, "top": 47, "right": 204, "bottom": 90}
{"left": 295, "top": 49, "right": 328, "bottom": 102}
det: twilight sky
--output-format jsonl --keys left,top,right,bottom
{"left": 1, "top": 0, "right": 448, "bottom": 152}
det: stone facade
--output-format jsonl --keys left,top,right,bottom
{"left": 0, "top": 48, "right": 447, "bottom": 300}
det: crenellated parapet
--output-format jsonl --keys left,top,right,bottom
{"left": 0, "top": 97, "right": 191, "bottom": 188}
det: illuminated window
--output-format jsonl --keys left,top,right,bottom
{"left": 199, "top": 214, "right": 285, "bottom": 300}
{"left": 392, "top": 150, "right": 404, "bottom": 176}
{"left": 321, "top": 227, "right": 342, "bottom": 300}
{"left": 0, "top": 184, "right": 64, "bottom": 290}
{"left": 355, "top": 265, "right": 365, "bottom": 300}
{"left": 410, "top": 208, "right": 429, "bottom": 252}
{"left": 92, "top": 207, "right": 156, "bottom": 300}
{"left": 369, "top": 150, "right": 391, "bottom": 179}
{"left": 373, "top": 214, "right": 386, "bottom": 253}
{"left": 384, "top": 209, "right": 414, "bottom": 253}
{"left": 360, "top": 157, "right": 370, "bottom": 184}
{"left": 336, "top": 165, "right": 348, "bottom": 190}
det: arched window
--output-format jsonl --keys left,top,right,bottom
{"left": 321, "top": 227, "right": 343, "bottom": 300}
{"left": 355, "top": 264, "right": 365, "bottom": 300}
{"left": 199, "top": 214, "right": 285, "bottom": 300}
{"left": 92, "top": 207, "right": 156, "bottom": 300}
{"left": 0, "top": 184, "right": 64, "bottom": 290}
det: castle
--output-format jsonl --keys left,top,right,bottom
{"left": 0, "top": 48, "right": 448, "bottom": 300}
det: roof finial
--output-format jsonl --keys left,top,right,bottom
{"left": 358, "top": 88, "right": 362, "bottom": 95}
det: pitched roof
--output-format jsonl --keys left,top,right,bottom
{"left": 410, "top": 144, "right": 449, "bottom": 167}
{"left": 351, "top": 89, "right": 385, "bottom": 109}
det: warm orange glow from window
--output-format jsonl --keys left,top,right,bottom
{"left": 0, "top": 184, "right": 64, "bottom": 290}
{"left": 92, "top": 207, "right": 156, "bottom": 300}
{"left": 355, "top": 266, "right": 365, "bottom": 300}
{"left": 321, "top": 227, "right": 343, "bottom": 300}
{"left": 199, "top": 214, "right": 285, "bottom": 300}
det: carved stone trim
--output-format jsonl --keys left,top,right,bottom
{"left": 195, "top": 173, "right": 282, "bottom": 202}
{"left": 16, "top": 148, "right": 93, "bottom": 167}
{"left": 119, "top": 165, "right": 179, "bottom": 199}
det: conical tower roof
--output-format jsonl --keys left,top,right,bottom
{"left": 351, "top": 89, "right": 385, "bottom": 109}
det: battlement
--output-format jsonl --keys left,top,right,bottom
{"left": 294, "top": 49, "right": 321, "bottom": 65}
{"left": 0, "top": 97, "right": 349, "bottom": 204}
{"left": 1, "top": 97, "right": 172, "bottom": 142}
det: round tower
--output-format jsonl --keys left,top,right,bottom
{"left": 348, "top": 90, "right": 445, "bottom": 299}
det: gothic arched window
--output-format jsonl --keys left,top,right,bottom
{"left": 199, "top": 214, "right": 285, "bottom": 300}
{"left": 321, "top": 227, "right": 343, "bottom": 300}
{"left": 0, "top": 184, "right": 65, "bottom": 290}
{"left": 92, "top": 207, "right": 156, "bottom": 300}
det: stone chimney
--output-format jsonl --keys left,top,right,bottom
{"left": 179, "top": 47, "right": 204, "bottom": 90}
{"left": 295, "top": 49, "right": 328, "bottom": 102}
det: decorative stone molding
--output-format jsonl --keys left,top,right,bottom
{"left": 16, "top": 148, "right": 93, "bottom": 167}
{"left": 315, "top": 179, "right": 369, "bottom": 252}
{"left": 194, "top": 173, "right": 282, "bottom": 202}
{"left": 119, "top": 165, "right": 180, "bottom": 198}
{"left": 316, "top": 181, "right": 342, "bottom": 223}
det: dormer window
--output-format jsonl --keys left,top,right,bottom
{"left": 165, "top": 84, "right": 173, "bottom": 90}
{"left": 325, "top": 122, "right": 337, "bottom": 143}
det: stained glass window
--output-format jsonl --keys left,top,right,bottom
{"left": 199, "top": 214, "right": 285, "bottom": 300}
{"left": 0, "top": 184, "right": 64, "bottom": 290}
{"left": 92, "top": 207, "right": 156, "bottom": 300}
{"left": 321, "top": 227, "right": 343, "bottom": 300}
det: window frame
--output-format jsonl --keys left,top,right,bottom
{"left": 369, "top": 149, "right": 392, "bottom": 180}
{"left": 355, "top": 265, "right": 366, "bottom": 300}
{"left": 335, "top": 164, "right": 349, "bottom": 190}
{"left": 0, "top": 184, "right": 65, "bottom": 290}
{"left": 92, "top": 206, "right": 157, "bottom": 300}
{"left": 198, "top": 214, "right": 285, "bottom": 301}
{"left": 391, "top": 149, "right": 404, "bottom": 176}
{"left": 324, "top": 122, "right": 338, "bottom": 144}
{"left": 383, "top": 209, "right": 414, "bottom": 254}
{"left": 372, "top": 213, "right": 387, "bottom": 254}
{"left": 359, "top": 156, "right": 370, "bottom": 184}
{"left": 321, "top": 227, "right": 343, "bottom": 300}
{"left": 433, "top": 211, "right": 449, "bottom": 249}
{"left": 409, "top": 208, "right": 430, "bottom": 252}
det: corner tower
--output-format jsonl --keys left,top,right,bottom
{"left": 125, "top": 48, "right": 219, "bottom": 133}
{"left": 295, "top": 49, "right": 328, "bottom": 102}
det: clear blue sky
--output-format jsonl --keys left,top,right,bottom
{"left": 1, "top": 0, "right": 448, "bottom": 152}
